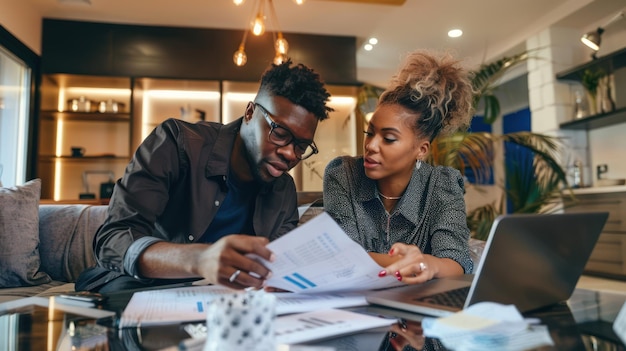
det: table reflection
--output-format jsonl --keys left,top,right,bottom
{"left": 4, "top": 288, "right": 625, "bottom": 351}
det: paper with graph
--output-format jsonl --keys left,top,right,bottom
{"left": 252, "top": 212, "right": 405, "bottom": 293}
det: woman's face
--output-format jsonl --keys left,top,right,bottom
{"left": 363, "top": 104, "right": 429, "bottom": 182}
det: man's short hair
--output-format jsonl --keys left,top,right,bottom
{"left": 259, "top": 60, "right": 334, "bottom": 121}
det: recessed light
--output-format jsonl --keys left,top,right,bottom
{"left": 448, "top": 29, "right": 463, "bottom": 38}
{"left": 368, "top": 38, "right": 378, "bottom": 45}
{"left": 364, "top": 44, "right": 373, "bottom": 51}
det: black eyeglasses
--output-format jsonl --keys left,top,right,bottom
{"left": 254, "top": 103, "right": 319, "bottom": 160}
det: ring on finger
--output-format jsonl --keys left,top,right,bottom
{"left": 229, "top": 269, "right": 241, "bottom": 283}
{"left": 419, "top": 262, "right": 427, "bottom": 271}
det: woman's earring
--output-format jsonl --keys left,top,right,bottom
{"left": 416, "top": 159, "right": 422, "bottom": 169}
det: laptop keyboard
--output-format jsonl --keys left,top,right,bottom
{"left": 413, "top": 286, "right": 470, "bottom": 309}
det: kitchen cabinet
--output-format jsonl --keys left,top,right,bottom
{"left": 563, "top": 190, "right": 626, "bottom": 280}
{"left": 38, "top": 74, "right": 132, "bottom": 200}
{"left": 557, "top": 47, "right": 626, "bottom": 131}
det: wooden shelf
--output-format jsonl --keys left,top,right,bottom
{"left": 556, "top": 47, "right": 626, "bottom": 82}
{"left": 41, "top": 110, "right": 130, "bottom": 122}
{"left": 39, "top": 155, "right": 129, "bottom": 161}
{"left": 560, "top": 107, "right": 626, "bottom": 130}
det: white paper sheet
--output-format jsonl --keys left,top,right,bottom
{"left": 119, "top": 285, "right": 369, "bottom": 327}
{"left": 274, "top": 308, "right": 395, "bottom": 345}
{"left": 251, "top": 212, "right": 405, "bottom": 293}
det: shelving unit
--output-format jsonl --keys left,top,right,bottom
{"left": 38, "top": 74, "right": 132, "bottom": 200}
{"left": 560, "top": 106, "right": 626, "bottom": 130}
{"left": 557, "top": 47, "right": 626, "bottom": 131}
{"left": 37, "top": 75, "right": 360, "bottom": 199}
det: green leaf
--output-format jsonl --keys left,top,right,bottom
{"left": 482, "top": 95, "right": 500, "bottom": 124}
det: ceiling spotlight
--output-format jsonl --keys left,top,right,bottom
{"left": 580, "top": 11, "right": 624, "bottom": 55}
{"left": 448, "top": 29, "right": 463, "bottom": 38}
{"left": 364, "top": 44, "right": 373, "bottom": 51}
{"left": 368, "top": 38, "right": 378, "bottom": 45}
{"left": 581, "top": 29, "right": 602, "bottom": 51}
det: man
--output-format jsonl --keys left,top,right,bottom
{"left": 76, "top": 60, "right": 333, "bottom": 293}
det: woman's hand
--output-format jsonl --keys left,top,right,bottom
{"left": 377, "top": 243, "right": 434, "bottom": 284}
{"left": 376, "top": 243, "right": 464, "bottom": 284}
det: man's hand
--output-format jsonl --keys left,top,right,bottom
{"left": 195, "top": 235, "right": 276, "bottom": 289}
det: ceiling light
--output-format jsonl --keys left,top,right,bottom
{"left": 233, "top": 0, "right": 245, "bottom": 5}
{"left": 448, "top": 29, "right": 463, "bottom": 38}
{"left": 364, "top": 44, "right": 373, "bottom": 51}
{"left": 234, "top": 0, "right": 297, "bottom": 67}
{"left": 368, "top": 38, "right": 378, "bottom": 45}
{"left": 580, "top": 11, "right": 624, "bottom": 55}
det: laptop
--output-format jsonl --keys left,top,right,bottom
{"left": 366, "top": 212, "right": 608, "bottom": 317}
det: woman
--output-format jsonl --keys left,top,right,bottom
{"left": 323, "top": 49, "right": 475, "bottom": 284}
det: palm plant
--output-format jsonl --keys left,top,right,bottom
{"left": 430, "top": 49, "right": 572, "bottom": 240}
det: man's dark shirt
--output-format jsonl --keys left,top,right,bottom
{"left": 93, "top": 117, "right": 299, "bottom": 282}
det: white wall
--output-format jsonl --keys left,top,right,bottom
{"left": 0, "top": 0, "right": 41, "bottom": 54}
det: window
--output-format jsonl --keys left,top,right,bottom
{"left": 0, "top": 45, "right": 31, "bottom": 187}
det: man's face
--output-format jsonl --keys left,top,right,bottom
{"left": 240, "top": 95, "right": 319, "bottom": 184}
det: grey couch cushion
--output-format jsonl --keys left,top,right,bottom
{"left": 39, "top": 205, "right": 109, "bottom": 282}
{"left": 0, "top": 179, "right": 51, "bottom": 288}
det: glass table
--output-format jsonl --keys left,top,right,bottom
{"left": 2, "top": 287, "right": 625, "bottom": 351}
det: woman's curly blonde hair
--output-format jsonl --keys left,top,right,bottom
{"left": 379, "top": 50, "right": 475, "bottom": 141}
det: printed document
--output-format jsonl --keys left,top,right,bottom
{"left": 251, "top": 212, "right": 405, "bottom": 293}
{"left": 119, "top": 285, "right": 368, "bottom": 327}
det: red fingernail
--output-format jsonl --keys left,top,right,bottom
{"left": 389, "top": 248, "right": 395, "bottom": 255}
{"left": 397, "top": 275, "right": 403, "bottom": 281}
{"left": 378, "top": 270, "right": 387, "bottom": 277}
{"left": 394, "top": 271, "right": 401, "bottom": 278}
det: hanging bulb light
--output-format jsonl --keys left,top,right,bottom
{"left": 275, "top": 33, "right": 289, "bottom": 55}
{"left": 251, "top": 10, "right": 266, "bottom": 36}
{"left": 233, "top": 45, "right": 248, "bottom": 66}
{"left": 274, "top": 52, "right": 288, "bottom": 65}
{"left": 232, "top": 0, "right": 296, "bottom": 67}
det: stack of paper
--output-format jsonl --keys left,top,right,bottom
{"left": 119, "top": 285, "right": 369, "bottom": 327}
{"left": 422, "top": 302, "right": 554, "bottom": 351}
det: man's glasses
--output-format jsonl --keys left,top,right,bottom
{"left": 254, "top": 103, "right": 318, "bottom": 160}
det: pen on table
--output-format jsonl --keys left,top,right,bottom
{"left": 178, "top": 337, "right": 206, "bottom": 351}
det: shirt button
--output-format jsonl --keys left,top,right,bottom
{"left": 214, "top": 200, "right": 220, "bottom": 206}
{"left": 188, "top": 234, "right": 194, "bottom": 241}
{"left": 223, "top": 176, "right": 227, "bottom": 181}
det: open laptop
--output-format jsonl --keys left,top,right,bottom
{"left": 366, "top": 212, "right": 608, "bottom": 317}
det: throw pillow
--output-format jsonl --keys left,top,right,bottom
{"left": 0, "top": 179, "right": 51, "bottom": 287}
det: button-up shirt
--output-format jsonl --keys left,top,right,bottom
{"left": 94, "top": 118, "right": 299, "bottom": 279}
{"left": 323, "top": 156, "right": 473, "bottom": 274}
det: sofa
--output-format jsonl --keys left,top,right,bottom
{"left": 0, "top": 203, "right": 108, "bottom": 303}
